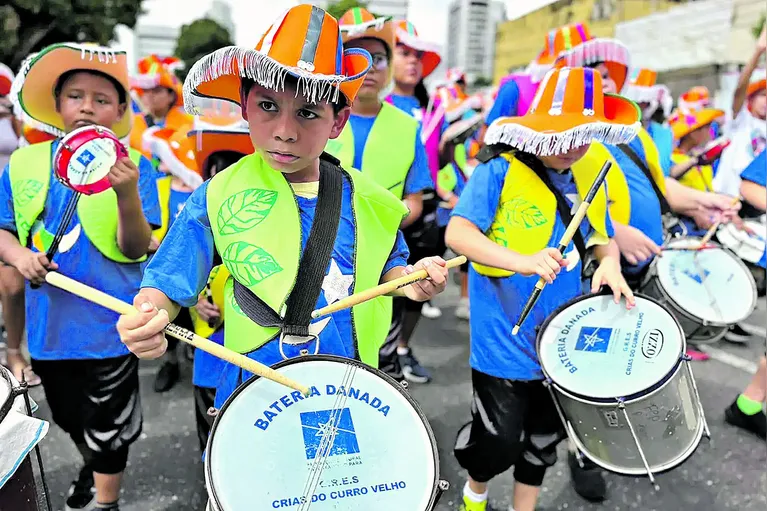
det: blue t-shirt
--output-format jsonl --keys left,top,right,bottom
{"left": 193, "top": 328, "right": 227, "bottom": 389}
{"left": 740, "top": 151, "right": 767, "bottom": 267}
{"left": 141, "top": 173, "right": 410, "bottom": 408}
{"left": 0, "top": 142, "right": 161, "bottom": 360}
{"left": 485, "top": 79, "right": 521, "bottom": 126}
{"left": 436, "top": 163, "right": 466, "bottom": 227}
{"left": 606, "top": 140, "right": 666, "bottom": 274}
{"left": 647, "top": 122, "right": 674, "bottom": 177}
{"left": 168, "top": 187, "right": 192, "bottom": 229}
{"left": 451, "top": 156, "right": 613, "bottom": 380}
{"left": 347, "top": 114, "right": 433, "bottom": 195}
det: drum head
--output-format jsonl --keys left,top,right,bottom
{"left": 206, "top": 355, "right": 439, "bottom": 511}
{"left": 53, "top": 125, "right": 125, "bottom": 195}
{"left": 538, "top": 294, "right": 684, "bottom": 401}
{"left": 657, "top": 238, "right": 757, "bottom": 324}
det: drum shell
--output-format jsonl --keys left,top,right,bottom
{"left": 551, "top": 360, "right": 704, "bottom": 475}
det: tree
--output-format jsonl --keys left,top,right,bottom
{"left": 174, "top": 18, "right": 234, "bottom": 82}
{"left": 325, "top": 0, "right": 369, "bottom": 20}
{"left": 753, "top": 13, "right": 766, "bottom": 39}
{"left": 473, "top": 76, "right": 493, "bottom": 88}
{"left": 0, "top": 0, "right": 145, "bottom": 72}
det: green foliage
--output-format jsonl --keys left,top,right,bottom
{"left": 0, "top": 0, "right": 144, "bottom": 71}
{"left": 753, "top": 13, "right": 766, "bottom": 39}
{"left": 174, "top": 18, "right": 233, "bottom": 82}
{"left": 473, "top": 76, "right": 493, "bottom": 87}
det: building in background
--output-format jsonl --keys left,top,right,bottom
{"left": 492, "top": 0, "right": 679, "bottom": 83}
{"left": 446, "top": 0, "right": 506, "bottom": 83}
{"left": 207, "top": 0, "right": 236, "bottom": 40}
{"left": 134, "top": 22, "right": 180, "bottom": 61}
{"left": 308, "top": 0, "right": 409, "bottom": 19}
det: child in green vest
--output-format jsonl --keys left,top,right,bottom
{"left": 0, "top": 43, "right": 160, "bottom": 511}
{"left": 445, "top": 67, "right": 637, "bottom": 511}
{"left": 116, "top": 5, "right": 449, "bottom": 412}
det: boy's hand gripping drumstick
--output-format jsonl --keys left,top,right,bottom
{"left": 512, "top": 161, "right": 613, "bottom": 335}
{"left": 697, "top": 196, "right": 741, "bottom": 250}
{"left": 44, "top": 272, "right": 310, "bottom": 396}
{"left": 311, "top": 256, "right": 467, "bottom": 319}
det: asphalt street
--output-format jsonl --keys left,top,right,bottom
{"left": 7, "top": 281, "right": 767, "bottom": 511}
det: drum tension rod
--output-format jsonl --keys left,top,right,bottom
{"left": 618, "top": 399, "right": 660, "bottom": 491}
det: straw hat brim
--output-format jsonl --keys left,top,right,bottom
{"left": 395, "top": 29, "right": 442, "bottom": 78}
{"left": 183, "top": 46, "right": 372, "bottom": 111}
{"left": 187, "top": 129, "right": 254, "bottom": 171}
{"left": 484, "top": 93, "right": 640, "bottom": 156}
{"left": 14, "top": 44, "right": 132, "bottom": 138}
{"left": 671, "top": 108, "right": 725, "bottom": 140}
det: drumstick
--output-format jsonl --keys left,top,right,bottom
{"left": 43, "top": 271, "right": 311, "bottom": 396}
{"left": 512, "top": 161, "right": 613, "bottom": 336}
{"left": 697, "top": 196, "right": 740, "bottom": 250}
{"left": 311, "top": 255, "right": 467, "bottom": 319}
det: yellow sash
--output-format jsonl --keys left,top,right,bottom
{"left": 671, "top": 152, "right": 713, "bottom": 192}
{"left": 189, "top": 265, "right": 230, "bottom": 339}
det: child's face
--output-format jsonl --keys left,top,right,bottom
{"left": 143, "top": 86, "right": 176, "bottom": 116}
{"left": 243, "top": 82, "right": 349, "bottom": 173}
{"left": 539, "top": 143, "right": 591, "bottom": 170}
{"left": 393, "top": 44, "right": 424, "bottom": 87}
{"left": 749, "top": 90, "right": 766, "bottom": 120}
{"left": 56, "top": 72, "right": 126, "bottom": 133}
{"left": 594, "top": 63, "right": 617, "bottom": 94}
{"left": 345, "top": 38, "right": 389, "bottom": 100}
{"left": 687, "top": 124, "right": 712, "bottom": 147}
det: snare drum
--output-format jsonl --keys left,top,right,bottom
{"left": 717, "top": 216, "right": 767, "bottom": 266}
{"left": 640, "top": 237, "right": 757, "bottom": 343}
{"left": 53, "top": 125, "right": 128, "bottom": 195}
{"left": 538, "top": 294, "right": 708, "bottom": 484}
{"left": 205, "top": 355, "right": 447, "bottom": 511}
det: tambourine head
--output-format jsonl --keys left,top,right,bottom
{"left": 701, "top": 137, "right": 730, "bottom": 163}
{"left": 53, "top": 125, "right": 128, "bottom": 195}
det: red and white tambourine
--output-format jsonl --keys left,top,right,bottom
{"left": 53, "top": 125, "right": 128, "bottom": 195}
{"left": 699, "top": 136, "right": 730, "bottom": 164}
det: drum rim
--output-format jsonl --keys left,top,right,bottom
{"left": 536, "top": 291, "right": 686, "bottom": 403}
{"left": 54, "top": 125, "right": 122, "bottom": 194}
{"left": 649, "top": 238, "right": 758, "bottom": 326}
{"left": 204, "top": 354, "right": 442, "bottom": 511}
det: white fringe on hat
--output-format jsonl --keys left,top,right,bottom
{"left": 559, "top": 38, "right": 630, "bottom": 68}
{"left": 484, "top": 119, "right": 640, "bottom": 156}
{"left": 622, "top": 84, "right": 670, "bottom": 105}
{"left": 183, "top": 46, "right": 348, "bottom": 114}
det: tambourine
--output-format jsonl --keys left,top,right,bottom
{"left": 53, "top": 125, "right": 127, "bottom": 195}
{"left": 441, "top": 113, "right": 483, "bottom": 145}
{"left": 699, "top": 136, "right": 730, "bottom": 165}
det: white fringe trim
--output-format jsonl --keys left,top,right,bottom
{"left": 394, "top": 29, "right": 442, "bottom": 55}
{"left": 183, "top": 46, "right": 349, "bottom": 113}
{"left": 622, "top": 84, "right": 666, "bottom": 104}
{"left": 561, "top": 38, "right": 630, "bottom": 68}
{"left": 485, "top": 120, "right": 640, "bottom": 156}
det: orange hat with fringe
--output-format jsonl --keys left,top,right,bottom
{"left": 747, "top": 70, "right": 766, "bottom": 99}
{"left": 0, "top": 63, "right": 13, "bottom": 96}
{"left": 394, "top": 20, "right": 442, "bottom": 78}
{"left": 553, "top": 30, "right": 631, "bottom": 92}
{"left": 187, "top": 119, "right": 254, "bottom": 172}
{"left": 132, "top": 55, "right": 184, "bottom": 107}
{"left": 184, "top": 5, "right": 372, "bottom": 111}
{"left": 484, "top": 67, "right": 640, "bottom": 156}
{"left": 622, "top": 68, "right": 670, "bottom": 105}
{"left": 143, "top": 126, "right": 204, "bottom": 189}
{"left": 668, "top": 108, "right": 725, "bottom": 140}
{"left": 339, "top": 7, "right": 395, "bottom": 87}
{"left": 678, "top": 85, "right": 711, "bottom": 113}
{"left": 526, "top": 23, "right": 593, "bottom": 82}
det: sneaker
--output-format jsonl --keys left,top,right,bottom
{"left": 686, "top": 347, "right": 710, "bottom": 361}
{"left": 64, "top": 467, "right": 95, "bottom": 511}
{"left": 379, "top": 357, "right": 404, "bottom": 381}
{"left": 153, "top": 361, "right": 180, "bottom": 393}
{"left": 455, "top": 298, "right": 470, "bottom": 321}
{"left": 568, "top": 452, "right": 606, "bottom": 502}
{"left": 421, "top": 301, "right": 442, "bottom": 319}
{"left": 458, "top": 495, "right": 499, "bottom": 511}
{"left": 724, "top": 323, "right": 753, "bottom": 344}
{"left": 399, "top": 348, "right": 432, "bottom": 384}
{"left": 724, "top": 399, "right": 767, "bottom": 439}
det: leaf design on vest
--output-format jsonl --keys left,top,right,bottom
{"left": 488, "top": 223, "right": 508, "bottom": 247}
{"left": 502, "top": 197, "right": 547, "bottom": 229}
{"left": 13, "top": 179, "right": 44, "bottom": 208}
{"left": 222, "top": 241, "right": 283, "bottom": 287}
{"left": 217, "top": 188, "right": 278, "bottom": 235}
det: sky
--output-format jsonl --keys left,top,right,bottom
{"left": 137, "top": 0, "right": 558, "bottom": 49}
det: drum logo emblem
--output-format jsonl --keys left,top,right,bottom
{"left": 574, "top": 327, "right": 611, "bottom": 353}
{"left": 681, "top": 267, "right": 710, "bottom": 284}
{"left": 300, "top": 407, "right": 360, "bottom": 460}
{"left": 641, "top": 329, "right": 664, "bottom": 359}
{"left": 77, "top": 150, "right": 95, "bottom": 167}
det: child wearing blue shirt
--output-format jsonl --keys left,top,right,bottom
{"left": 0, "top": 44, "right": 159, "bottom": 511}
{"left": 446, "top": 67, "right": 637, "bottom": 511}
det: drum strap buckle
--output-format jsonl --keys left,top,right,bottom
{"left": 279, "top": 332, "right": 320, "bottom": 359}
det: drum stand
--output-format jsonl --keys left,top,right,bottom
{"left": 0, "top": 371, "right": 52, "bottom": 511}
{"left": 543, "top": 356, "right": 710, "bottom": 490}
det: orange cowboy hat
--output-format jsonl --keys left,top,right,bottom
{"left": 0, "top": 63, "right": 13, "bottom": 96}
{"left": 11, "top": 43, "right": 132, "bottom": 138}
{"left": 485, "top": 67, "right": 640, "bottom": 156}
{"left": 143, "top": 126, "right": 204, "bottom": 189}
{"left": 525, "top": 23, "right": 593, "bottom": 82}
{"left": 187, "top": 119, "right": 254, "bottom": 172}
{"left": 668, "top": 108, "right": 725, "bottom": 140}
{"left": 184, "top": 5, "right": 372, "bottom": 111}
{"left": 339, "top": 7, "right": 396, "bottom": 87}
{"left": 132, "top": 55, "right": 184, "bottom": 107}
{"left": 393, "top": 20, "right": 442, "bottom": 78}
{"left": 678, "top": 85, "right": 711, "bottom": 113}
{"left": 747, "top": 70, "right": 766, "bottom": 99}
{"left": 622, "top": 68, "right": 670, "bottom": 104}
{"left": 553, "top": 26, "right": 631, "bottom": 92}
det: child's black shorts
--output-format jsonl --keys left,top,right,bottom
{"left": 32, "top": 354, "right": 142, "bottom": 474}
{"left": 454, "top": 369, "right": 565, "bottom": 486}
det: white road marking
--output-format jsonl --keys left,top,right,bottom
{"left": 696, "top": 345, "right": 759, "bottom": 374}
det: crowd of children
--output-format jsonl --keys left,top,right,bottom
{"left": 0, "top": 5, "right": 765, "bottom": 511}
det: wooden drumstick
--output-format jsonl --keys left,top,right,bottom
{"left": 512, "top": 161, "right": 613, "bottom": 336}
{"left": 697, "top": 196, "right": 741, "bottom": 250}
{"left": 44, "top": 272, "right": 311, "bottom": 396}
{"left": 311, "top": 256, "right": 467, "bottom": 319}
